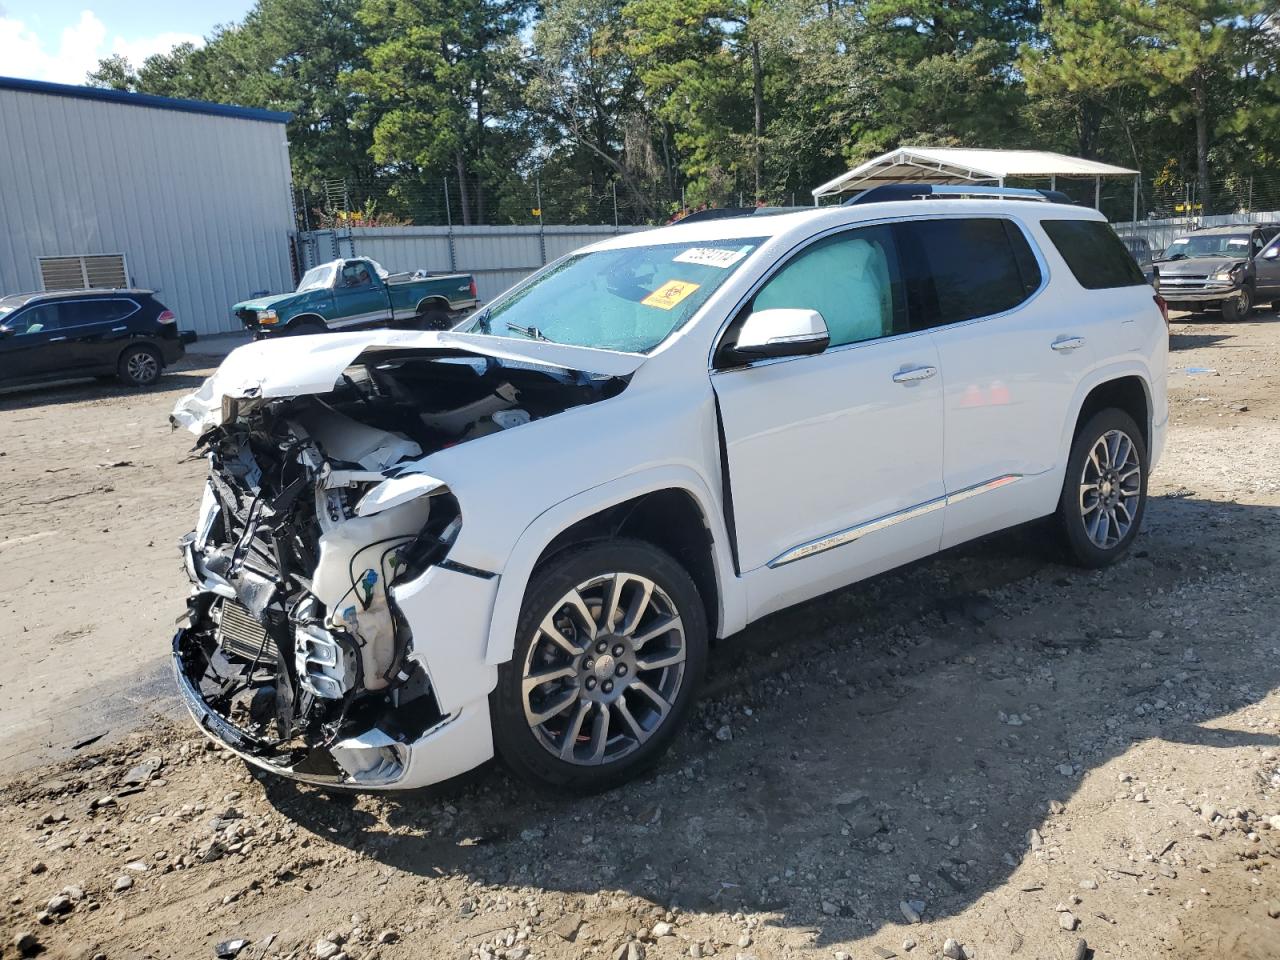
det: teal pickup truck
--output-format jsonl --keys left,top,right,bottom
{"left": 234, "top": 258, "right": 479, "bottom": 337}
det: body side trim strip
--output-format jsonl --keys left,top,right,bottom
{"left": 766, "top": 474, "right": 1022, "bottom": 568}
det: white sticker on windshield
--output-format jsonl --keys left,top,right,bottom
{"left": 673, "top": 246, "right": 750, "bottom": 269}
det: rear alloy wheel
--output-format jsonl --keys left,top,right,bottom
{"left": 1056, "top": 409, "right": 1148, "bottom": 568}
{"left": 492, "top": 540, "right": 707, "bottom": 791}
{"left": 117, "top": 344, "right": 161, "bottom": 387}
{"left": 1221, "top": 286, "right": 1252, "bottom": 322}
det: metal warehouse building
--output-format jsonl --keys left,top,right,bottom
{"left": 0, "top": 76, "right": 295, "bottom": 337}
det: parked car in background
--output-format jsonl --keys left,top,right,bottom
{"left": 1118, "top": 235, "right": 1156, "bottom": 285}
{"left": 234, "top": 258, "right": 479, "bottom": 338}
{"left": 1154, "top": 223, "right": 1280, "bottom": 320}
{"left": 0, "top": 289, "right": 192, "bottom": 388}
{"left": 171, "top": 190, "right": 1167, "bottom": 792}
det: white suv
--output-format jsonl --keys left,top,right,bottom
{"left": 171, "top": 192, "right": 1168, "bottom": 792}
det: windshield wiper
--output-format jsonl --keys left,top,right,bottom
{"left": 505, "top": 321, "right": 553, "bottom": 343}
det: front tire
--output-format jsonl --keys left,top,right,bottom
{"left": 1056, "top": 409, "right": 1148, "bottom": 568}
{"left": 491, "top": 539, "right": 708, "bottom": 792}
{"left": 117, "top": 344, "right": 162, "bottom": 387}
{"left": 1221, "top": 286, "right": 1252, "bottom": 322}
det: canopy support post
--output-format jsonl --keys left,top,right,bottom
{"left": 1095, "top": 176, "right": 1101, "bottom": 210}
{"left": 1132, "top": 175, "right": 1140, "bottom": 223}
{"left": 1050, "top": 175, "right": 1056, "bottom": 191}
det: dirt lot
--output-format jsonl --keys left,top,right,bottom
{"left": 1, "top": 315, "right": 1279, "bottom": 960}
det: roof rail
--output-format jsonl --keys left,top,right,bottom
{"left": 842, "top": 184, "right": 1079, "bottom": 206}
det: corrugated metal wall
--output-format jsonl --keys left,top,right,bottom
{"left": 0, "top": 87, "right": 294, "bottom": 337}
{"left": 298, "top": 225, "right": 650, "bottom": 303}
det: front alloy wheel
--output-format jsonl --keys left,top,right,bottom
{"left": 1222, "top": 286, "right": 1252, "bottom": 322}
{"left": 493, "top": 540, "right": 707, "bottom": 791}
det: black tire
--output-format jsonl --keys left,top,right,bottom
{"left": 116, "top": 344, "right": 162, "bottom": 387}
{"left": 285, "top": 318, "right": 328, "bottom": 336}
{"left": 491, "top": 539, "right": 708, "bottom": 792}
{"left": 412, "top": 306, "right": 452, "bottom": 331}
{"left": 1056, "top": 408, "right": 1148, "bottom": 568}
{"left": 1221, "top": 286, "right": 1252, "bottom": 322}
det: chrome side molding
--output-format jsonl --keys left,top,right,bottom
{"left": 767, "top": 474, "right": 1023, "bottom": 568}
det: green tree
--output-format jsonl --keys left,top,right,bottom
{"left": 351, "top": 0, "right": 530, "bottom": 224}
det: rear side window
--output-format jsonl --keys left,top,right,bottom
{"left": 59, "top": 299, "right": 137, "bottom": 326}
{"left": 896, "top": 218, "right": 1042, "bottom": 329}
{"left": 1040, "top": 219, "right": 1147, "bottom": 289}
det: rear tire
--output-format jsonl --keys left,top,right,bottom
{"left": 1221, "top": 286, "right": 1252, "bottom": 322}
{"left": 1056, "top": 409, "right": 1148, "bottom": 568}
{"left": 117, "top": 344, "right": 162, "bottom": 388}
{"left": 413, "top": 306, "right": 452, "bottom": 331}
{"left": 491, "top": 539, "right": 708, "bottom": 793}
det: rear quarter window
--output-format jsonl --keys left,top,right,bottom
{"left": 1041, "top": 219, "right": 1147, "bottom": 289}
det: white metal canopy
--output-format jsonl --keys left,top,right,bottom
{"left": 812, "top": 147, "right": 1138, "bottom": 204}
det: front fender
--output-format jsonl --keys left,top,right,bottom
{"left": 481, "top": 465, "right": 745, "bottom": 667}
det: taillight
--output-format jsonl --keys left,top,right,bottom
{"left": 1153, "top": 294, "right": 1169, "bottom": 328}
{"left": 157, "top": 309, "right": 176, "bottom": 324}
{"left": 469, "top": 278, "right": 477, "bottom": 299}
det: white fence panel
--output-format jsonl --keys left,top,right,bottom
{"left": 297, "top": 224, "right": 649, "bottom": 303}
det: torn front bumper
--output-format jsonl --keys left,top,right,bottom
{"left": 172, "top": 561, "right": 501, "bottom": 790}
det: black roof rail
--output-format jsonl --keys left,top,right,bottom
{"left": 842, "top": 184, "right": 1081, "bottom": 206}
{"left": 673, "top": 205, "right": 812, "bottom": 224}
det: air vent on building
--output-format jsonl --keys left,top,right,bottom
{"left": 38, "top": 254, "right": 128, "bottom": 290}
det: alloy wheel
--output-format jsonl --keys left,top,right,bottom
{"left": 521, "top": 572, "right": 686, "bottom": 766}
{"left": 1078, "top": 428, "right": 1141, "bottom": 549}
{"left": 127, "top": 350, "right": 158, "bottom": 384}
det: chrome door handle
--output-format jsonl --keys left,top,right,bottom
{"left": 1051, "top": 336, "right": 1086, "bottom": 352}
{"left": 48, "top": 336, "right": 68, "bottom": 342}
{"left": 892, "top": 365, "right": 938, "bottom": 383}
{"left": 111, "top": 325, "right": 127, "bottom": 331}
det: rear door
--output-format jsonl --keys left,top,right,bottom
{"left": 900, "top": 215, "right": 1097, "bottom": 550}
{"left": 331, "top": 260, "right": 391, "bottom": 328}
{"left": 61, "top": 298, "right": 141, "bottom": 372}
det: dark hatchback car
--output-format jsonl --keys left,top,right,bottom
{"left": 0, "top": 289, "right": 194, "bottom": 389}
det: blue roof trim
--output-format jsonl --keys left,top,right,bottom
{"left": 0, "top": 75, "right": 293, "bottom": 124}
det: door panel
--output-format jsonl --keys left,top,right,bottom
{"left": 1255, "top": 237, "right": 1280, "bottom": 298}
{"left": 713, "top": 333, "right": 945, "bottom": 582}
{"left": 332, "top": 260, "right": 391, "bottom": 327}
{"left": 0, "top": 305, "right": 73, "bottom": 381}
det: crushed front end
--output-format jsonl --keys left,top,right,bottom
{"left": 170, "top": 342, "right": 625, "bottom": 787}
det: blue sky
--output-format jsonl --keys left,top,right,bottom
{"left": 0, "top": 1, "right": 254, "bottom": 84}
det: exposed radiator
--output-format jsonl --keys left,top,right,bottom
{"left": 215, "top": 598, "right": 277, "bottom": 662}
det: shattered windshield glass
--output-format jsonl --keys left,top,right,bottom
{"left": 296, "top": 263, "right": 336, "bottom": 292}
{"left": 463, "top": 238, "right": 764, "bottom": 353}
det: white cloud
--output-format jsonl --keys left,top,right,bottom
{"left": 0, "top": 9, "right": 202, "bottom": 86}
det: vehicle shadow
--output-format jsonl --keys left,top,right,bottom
{"left": 261, "top": 493, "right": 1280, "bottom": 943}
{"left": 0, "top": 370, "right": 211, "bottom": 410}
{"left": 1169, "top": 332, "right": 1234, "bottom": 351}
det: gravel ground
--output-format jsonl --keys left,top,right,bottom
{"left": 1, "top": 313, "right": 1278, "bottom": 960}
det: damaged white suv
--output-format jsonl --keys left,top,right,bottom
{"left": 171, "top": 188, "right": 1168, "bottom": 792}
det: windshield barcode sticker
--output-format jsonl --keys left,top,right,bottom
{"left": 673, "top": 246, "right": 750, "bottom": 269}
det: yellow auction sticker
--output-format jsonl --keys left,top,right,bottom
{"left": 641, "top": 279, "right": 701, "bottom": 310}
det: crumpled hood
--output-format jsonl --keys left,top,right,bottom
{"left": 171, "top": 328, "right": 646, "bottom": 433}
{"left": 233, "top": 292, "right": 300, "bottom": 312}
{"left": 1154, "top": 256, "right": 1244, "bottom": 276}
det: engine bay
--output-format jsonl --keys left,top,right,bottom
{"left": 172, "top": 351, "right": 626, "bottom": 783}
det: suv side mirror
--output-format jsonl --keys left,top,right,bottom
{"left": 723, "top": 308, "right": 830, "bottom": 364}
{"left": 1264, "top": 247, "right": 1279, "bottom": 261}
{"left": 0, "top": 324, "right": 12, "bottom": 339}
